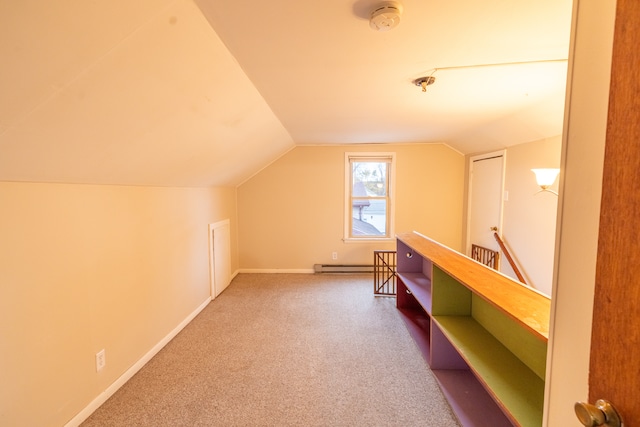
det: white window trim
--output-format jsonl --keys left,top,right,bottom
{"left": 343, "top": 152, "right": 396, "bottom": 243}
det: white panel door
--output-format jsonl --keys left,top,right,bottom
{"left": 209, "top": 219, "right": 231, "bottom": 298}
{"left": 468, "top": 152, "right": 505, "bottom": 258}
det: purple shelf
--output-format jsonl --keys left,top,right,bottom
{"left": 432, "top": 369, "right": 514, "bottom": 427}
{"left": 397, "top": 272, "right": 432, "bottom": 314}
{"left": 397, "top": 307, "right": 431, "bottom": 359}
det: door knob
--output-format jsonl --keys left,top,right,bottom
{"left": 574, "top": 400, "right": 622, "bottom": 427}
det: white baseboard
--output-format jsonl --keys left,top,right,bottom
{"left": 64, "top": 297, "right": 212, "bottom": 427}
{"left": 238, "top": 268, "right": 315, "bottom": 274}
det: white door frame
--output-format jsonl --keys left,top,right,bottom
{"left": 543, "top": 0, "right": 615, "bottom": 424}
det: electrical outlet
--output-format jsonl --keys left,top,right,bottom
{"left": 332, "top": 251, "right": 338, "bottom": 260}
{"left": 96, "top": 349, "right": 106, "bottom": 372}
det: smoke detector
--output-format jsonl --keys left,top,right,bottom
{"left": 369, "top": 2, "right": 403, "bottom": 32}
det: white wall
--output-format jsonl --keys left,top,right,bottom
{"left": 238, "top": 144, "right": 465, "bottom": 271}
{"left": 502, "top": 136, "right": 562, "bottom": 295}
{"left": 0, "top": 182, "right": 237, "bottom": 426}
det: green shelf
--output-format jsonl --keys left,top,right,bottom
{"left": 433, "top": 316, "right": 544, "bottom": 427}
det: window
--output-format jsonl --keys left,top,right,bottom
{"left": 344, "top": 153, "right": 395, "bottom": 241}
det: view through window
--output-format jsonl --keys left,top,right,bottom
{"left": 345, "top": 153, "right": 394, "bottom": 239}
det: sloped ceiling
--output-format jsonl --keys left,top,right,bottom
{"left": 0, "top": 0, "right": 572, "bottom": 187}
{"left": 0, "top": 0, "right": 294, "bottom": 186}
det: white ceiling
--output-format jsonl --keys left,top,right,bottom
{"left": 0, "top": 0, "right": 572, "bottom": 187}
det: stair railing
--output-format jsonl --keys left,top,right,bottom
{"left": 374, "top": 250, "right": 396, "bottom": 295}
{"left": 491, "top": 227, "right": 527, "bottom": 284}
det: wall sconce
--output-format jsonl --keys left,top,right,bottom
{"left": 531, "top": 168, "right": 560, "bottom": 196}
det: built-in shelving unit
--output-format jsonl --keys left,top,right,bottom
{"left": 396, "top": 231, "right": 550, "bottom": 427}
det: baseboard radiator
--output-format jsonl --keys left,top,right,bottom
{"left": 314, "top": 264, "right": 374, "bottom": 273}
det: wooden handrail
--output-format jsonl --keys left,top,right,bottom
{"left": 492, "top": 231, "right": 527, "bottom": 284}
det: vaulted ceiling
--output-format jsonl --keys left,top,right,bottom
{"left": 0, "top": 0, "right": 572, "bottom": 187}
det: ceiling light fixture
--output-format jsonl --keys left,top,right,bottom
{"left": 413, "top": 76, "right": 436, "bottom": 92}
{"left": 369, "top": 1, "right": 403, "bottom": 32}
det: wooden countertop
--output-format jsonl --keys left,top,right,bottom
{"left": 397, "top": 231, "right": 550, "bottom": 341}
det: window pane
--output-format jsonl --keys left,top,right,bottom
{"left": 352, "top": 162, "right": 387, "bottom": 196}
{"left": 352, "top": 198, "right": 387, "bottom": 236}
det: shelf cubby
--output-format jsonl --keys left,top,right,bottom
{"left": 432, "top": 369, "right": 514, "bottom": 427}
{"left": 396, "top": 277, "right": 432, "bottom": 357}
{"left": 433, "top": 316, "right": 545, "bottom": 426}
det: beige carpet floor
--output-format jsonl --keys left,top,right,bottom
{"left": 81, "top": 273, "right": 460, "bottom": 426}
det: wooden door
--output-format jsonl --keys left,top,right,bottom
{"left": 589, "top": 0, "right": 640, "bottom": 421}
